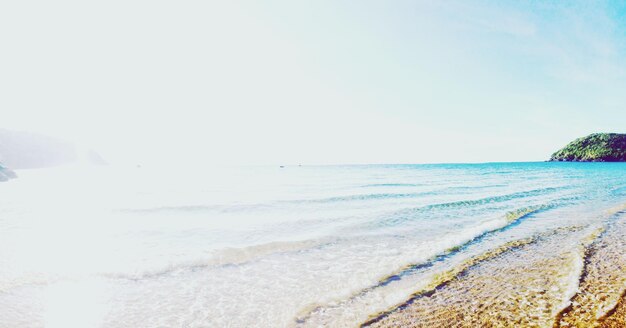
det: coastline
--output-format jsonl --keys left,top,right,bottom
{"left": 361, "top": 206, "right": 626, "bottom": 327}
{"left": 3, "top": 164, "right": 626, "bottom": 327}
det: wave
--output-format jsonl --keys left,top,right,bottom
{"left": 295, "top": 204, "right": 552, "bottom": 326}
{"left": 117, "top": 204, "right": 273, "bottom": 214}
{"left": 418, "top": 187, "right": 566, "bottom": 210}
{"left": 610, "top": 184, "right": 626, "bottom": 196}
{"left": 119, "top": 185, "right": 575, "bottom": 216}
{"left": 361, "top": 237, "right": 536, "bottom": 327}
{"left": 442, "top": 183, "right": 508, "bottom": 191}
{"left": 0, "top": 239, "right": 330, "bottom": 293}
{"left": 118, "top": 192, "right": 437, "bottom": 214}
{"left": 554, "top": 208, "right": 626, "bottom": 327}
{"left": 362, "top": 206, "right": 626, "bottom": 328}
{"left": 360, "top": 183, "right": 423, "bottom": 188}
{"left": 373, "top": 186, "right": 568, "bottom": 228}
{"left": 374, "top": 204, "right": 551, "bottom": 286}
{"left": 101, "top": 239, "right": 328, "bottom": 281}
{"left": 362, "top": 225, "right": 594, "bottom": 328}
{"left": 103, "top": 205, "right": 550, "bottom": 288}
{"left": 296, "top": 192, "right": 434, "bottom": 203}
{"left": 360, "top": 225, "right": 594, "bottom": 327}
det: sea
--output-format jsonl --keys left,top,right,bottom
{"left": 1, "top": 162, "right": 626, "bottom": 327}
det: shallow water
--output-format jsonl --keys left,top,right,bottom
{"left": 1, "top": 162, "right": 626, "bottom": 327}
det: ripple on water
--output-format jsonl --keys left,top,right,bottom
{"left": 556, "top": 210, "right": 626, "bottom": 327}
{"left": 365, "top": 226, "right": 597, "bottom": 327}
{"left": 364, "top": 209, "right": 626, "bottom": 328}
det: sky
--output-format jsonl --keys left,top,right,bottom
{"left": 2, "top": 0, "right": 626, "bottom": 165}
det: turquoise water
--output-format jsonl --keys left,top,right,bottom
{"left": 1, "top": 162, "right": 625, "bottom": 327}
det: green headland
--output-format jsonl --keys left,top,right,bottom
{"left": 550, "top": 133, "right": 626, "bottom": 162}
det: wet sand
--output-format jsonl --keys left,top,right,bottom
{"left": 363, "top": 210, "right": 626, "bottom": 328}
{"left": 556, "top": 210, "right": 626, "bottom": 327}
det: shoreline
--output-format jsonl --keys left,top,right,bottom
{"left": 362, "top": 207, "right": 626, "bottom": 327}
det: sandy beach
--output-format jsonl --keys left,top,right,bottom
{"left": 363, "top": 208, "right": 626, "bottom": 327}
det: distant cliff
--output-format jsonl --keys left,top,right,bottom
{"left": 0, "top": 129, "right": 77, "bottom": 169}
{"left": 550, "top": 133, "right": 626, "bottom": 162}
{"left": 0, "top": 129, "right": 106, "bottom": 181}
